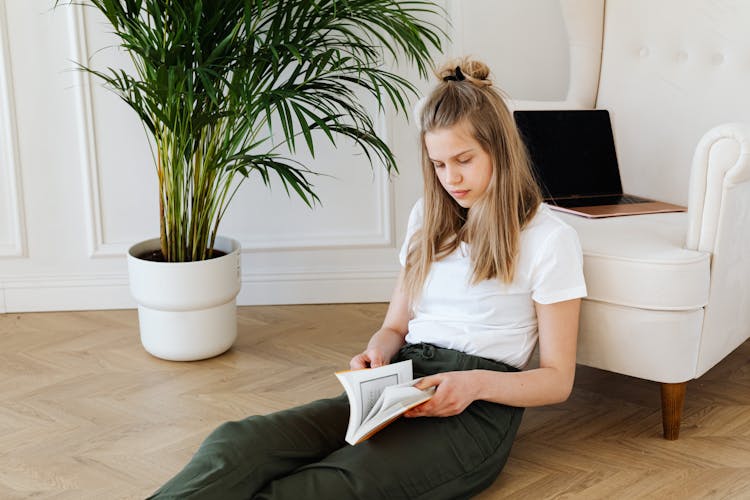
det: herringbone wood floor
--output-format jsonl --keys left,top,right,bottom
{"left": 1, "top": 304, "right": 749, "bottom": 499}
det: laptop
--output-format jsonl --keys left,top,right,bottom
{"left": 513, "top": 110, "right": 686, "bottom": 218}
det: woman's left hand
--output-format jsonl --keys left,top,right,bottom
{"left": 404, "top": 371, "right": 480, "bottom": 418}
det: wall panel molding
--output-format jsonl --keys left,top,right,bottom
{"left": 68, "top": 5, "right": 109, "bottom": 259}
{"left": 0, "top": 1, "right": 27, "bottom": 258}
{"left": 238, "top": 161, "right": 394, "bottom": 252}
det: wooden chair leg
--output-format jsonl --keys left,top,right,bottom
{"left": 661, "top": 382, "right": 687, "bottom": 440}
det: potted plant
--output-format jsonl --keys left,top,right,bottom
{"left": 59, "top": 0, "right": 444, "bottom": 360}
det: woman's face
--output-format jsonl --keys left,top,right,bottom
{"left": 424, "top": 121, "right": 494, "bottom": 209}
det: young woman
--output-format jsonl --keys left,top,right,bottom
{"left": 150, "top": 58, "right": 586, "bottom": 500}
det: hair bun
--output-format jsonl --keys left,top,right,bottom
{"left": 436, "top": 58, "right": 492, "bottom": 87}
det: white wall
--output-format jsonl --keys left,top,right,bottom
{"left": 0, "top": 0, "right": 568, "bottom": 312}
{"left": 448, "top": 0, "right": 568, "bottom": 100}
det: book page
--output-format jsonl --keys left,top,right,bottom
{"left": 352, "top": 386, "right": 435, "bottom": 444}
{"left": 335, "top": 360, "right": 413, "bottom": 431}
{"left": 378, "top": 383, "right": 428, "bottom": 414}
{"left": 358, "top": 374, "right": 399, "bottom": 421}
{"left": 362, "top": 378, "right": 427, "bottom": 424}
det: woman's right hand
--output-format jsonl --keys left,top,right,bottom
{"left": 350, "top": 348, "right": 390, "bottom": 370}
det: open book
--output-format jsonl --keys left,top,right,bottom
{"left": 335, "top": 359, "right": 435, "bottom": 445}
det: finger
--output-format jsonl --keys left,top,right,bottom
{"left": 413, "top": 374, "right": 441, "bottom": 390}
{"left": 404, "top": 406, "right": 424, "bottom": 417}
{"left": 349, "top": 354, "right": 368, "bottom": 370}
{"left": 369, "top": 355, "right": 386, "bottom": 368}
{"left": 405, "top": 401, "right": 433, "bottom": 418}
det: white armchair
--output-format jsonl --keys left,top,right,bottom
{"left": 511, "top": 0, "right": 750, "bottom": 439}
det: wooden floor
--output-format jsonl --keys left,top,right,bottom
{"left": 1, "top": 304, "right": 749, "bottom": 499}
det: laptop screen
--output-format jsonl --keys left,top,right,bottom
{"left": 513, "top": 110, "right": 624, "bottom": 200}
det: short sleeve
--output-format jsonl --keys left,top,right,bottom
{"left": 530, "top": 225, "right": 587, "bottom": 304}
{"left": 399, "top": 199, "right": 424, "bottom": 266}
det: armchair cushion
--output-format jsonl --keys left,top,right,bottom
{"left": 554, "top": 208, "right": 709, "bottom": 383}
{"left": 577, "top": 300, "right": 704, "bottom": 383}
{"left": 555, "top": 210, "right": 710, "bottom": 311}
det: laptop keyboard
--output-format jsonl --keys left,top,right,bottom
{"left": 551, "top": 194, "right": 652, "bottom": 208}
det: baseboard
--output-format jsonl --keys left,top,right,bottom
{"left": 237, "top": 270, "right": 397, "bottom": 305}
{"left": 2, "top": 275, "right": 135, "bottom": 312}
{"left": 1, "top": 270, "right": 398, "bottom": 312}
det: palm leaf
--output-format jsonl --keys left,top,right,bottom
{"left": 57, "top": 0, "right": 446, "bottom": 261}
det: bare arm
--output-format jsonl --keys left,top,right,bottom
{"left": 350, "top": 268, "right": 410, "bottom": 369}
{"left": 407, "top": 298, "right": 581, "bottom": 416}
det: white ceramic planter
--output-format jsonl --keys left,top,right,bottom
{"left": 127, "top": 236, "right": 242, "bottom": 361}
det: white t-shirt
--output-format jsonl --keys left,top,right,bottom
{"left": 399, "top": 199, "right": 587, "bottom": 368}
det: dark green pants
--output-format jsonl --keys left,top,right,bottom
{"left": 149, "top": 343, "right": 524, "bottom": 499}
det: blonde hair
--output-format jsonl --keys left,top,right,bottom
{"left": 403, "top": 58, "right": 542, "bottom": 302}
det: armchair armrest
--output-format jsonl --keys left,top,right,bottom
{"left": 686, "top": 123, "right": 750, "bottom": 252}
{"left": 688, "top": 123, "right": 750, "bottom": 376}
